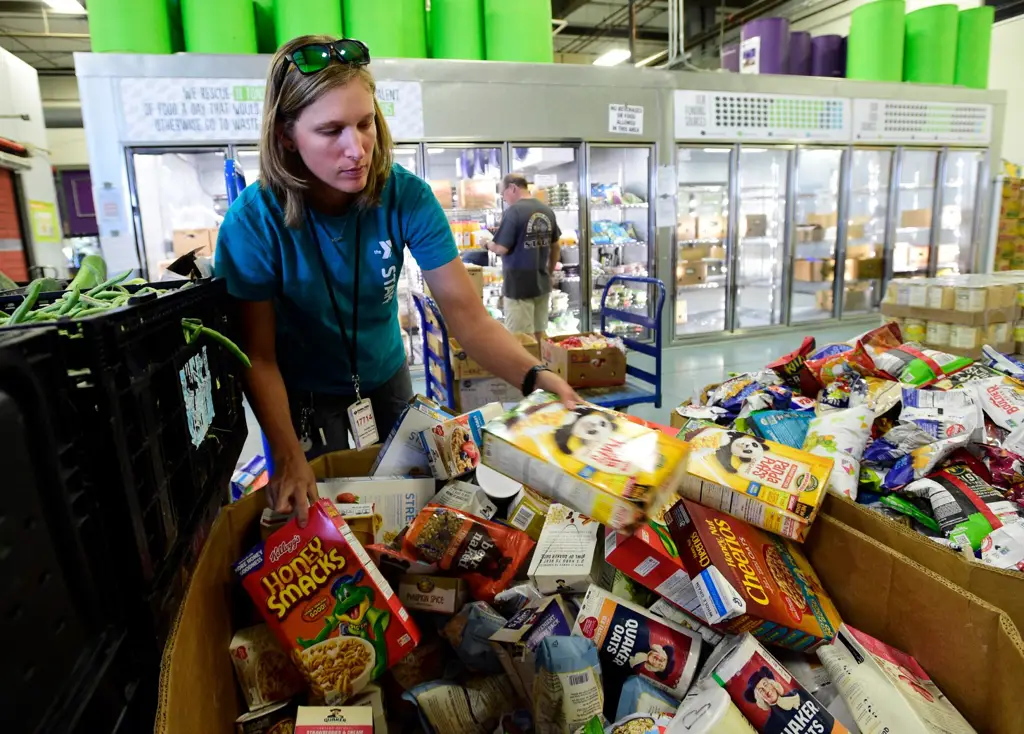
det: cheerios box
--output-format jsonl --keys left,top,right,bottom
{"left": 235, "top": 500, "right": 421, "bottom": 704}
{"left": 481, "top": 392, "right": 688, "bottom": 531}
{"left": 664, "top": 498, "right": 842, "bottom": 651}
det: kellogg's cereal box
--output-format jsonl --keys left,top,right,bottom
{"left": 236, "top": 499, "right": 421, "bottom": 704}
{"left": 706, "top": 633, "right": 850, "bottom": 734}
{"left": 481, "top": 392, "right": 688, "bottom": 530}
{"left": 572, "top": 584, "right": 703, "bottom": 699}
{"left": 681, "top": 426, "right": 833, "bottom": 541}
{"left": 665, "top": 499, "right": 842, "bottom": 651}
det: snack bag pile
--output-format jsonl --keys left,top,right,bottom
{"left": 222, "top": 371, "right": 990, "bottom": 733}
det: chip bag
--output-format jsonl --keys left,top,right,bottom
{"left": 767, "top": 336, "right": 818, "bottom": 394}
{"left": 874, "top": 345, "right": 972, "bottom": 386}
{"left": 801, "top": 405, "right": 873, "bottom": 500}
{"left": 403, "top": 504, "right": 535, "bottom": 601}
{"left": 974, "top": 377, "right": 1024, "bottom": 431}
{"left": 803, "top": 340, "right": 877, "bottom": 392}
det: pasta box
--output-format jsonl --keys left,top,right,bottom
{"left": 541, "top": 332, "right": 627, "bottom": 388}
{"left": 665, "top": 499, "right": 842, "bottom": 651}
{"left": 481, "top": 392, "right": 688, "bottom": 530}
{"left": 235, "top": 500, "right": 421, "bottom": 703}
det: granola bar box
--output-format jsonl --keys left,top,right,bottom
{"left": 236, "top": 499, "right": 421, "bottom": 704}
{"left": 665, "top": 499, "right": 842, "bottom": 651}
{"left": 481, "top": 392, "right": 688, "bottom": 530}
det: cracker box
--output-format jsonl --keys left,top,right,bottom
{"left": 527, "top": 504, "right": 603, "bottom": 593}
{"left": 419, "top": 403, "right": 504, "bottom": 480}
{"left": 397, "top": 574, "right": 469, "bottom": 614}
{"left": 572, "top": 584, "right": 703, "bottom": 699}
{"left": 489, "top": 594, "right": 576, "bottom": 703}
{"left": 235, "top": 500, "right": 421, "bottom": 704}
{"left": 295, "top": 706, "right": 374, "bottom": 733}
{"left": 665, "top": 499, "right": 842, "bottom": 651}
{"left": 481, "top": 392, "right": 688, "bottom": 530}
{"left": 682, "top": 426, "right": 833, "bottom": 541}
{"left": 229, "top": 623, "right": 305, "bottom": 711}
{"left": 316, "top": 477, "right": 435, "bottom": 546}
{"left": 370, "top": 396, "right": 449, "bottom": 477}
{"left": 705, "top": 633, "right": 850, "bottom": 734}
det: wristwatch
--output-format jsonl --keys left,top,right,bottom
{"left": 521, "top": 364, "right": 551, "bottom": 396}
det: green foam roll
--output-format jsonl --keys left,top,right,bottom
{"left": 847, "top": 0, "right": 905, "bottom": 82}
{"left": 344, "top": 0, "right": 427, "bottom": 58}
{"left": 273, "top": 0, "right": 343, "bottom": 48}
{"left": 431, "top": 0, "right": 485, "bottom": 60}
{"left": 484, "top": 0, "right": 553, "bottom": 62}
{"left": 182, "top": 0, "right": 257, "bottom": 54}
{"left": 168, "top": 0, "right": 185, "bottom": 53}
{"left": 253, "top": 0, "right": 277, "bottom": 54}
{"left": 904, "top": 4, "right": 958, "bottom": 84}
{"left": 88, "top": 0, "right": 173, "bottom": 54}
{"left": 955, "top": 6, "right": 994, "bottom": 89}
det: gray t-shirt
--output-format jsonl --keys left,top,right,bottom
{"left": 493, "top": 198, "right": 561, "bottom": 299}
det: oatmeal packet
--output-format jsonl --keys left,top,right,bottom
{"left": 403, "top": 504, "right": 536, "bottom": 601}
{"left": 534, "top": 636, "right": 606, "bottom": 734}
{"left": 403, "top": 675, "right": 517, "bottom": 734}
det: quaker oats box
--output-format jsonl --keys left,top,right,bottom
{"left": 295, "top": 706, "right": 374, "bottom": 734}
{"left": 481, "top": 392, "right": 688, "bottom": 531}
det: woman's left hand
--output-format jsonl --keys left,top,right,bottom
{"left": 536, "top": 369, "right": 581, "bottom": 409}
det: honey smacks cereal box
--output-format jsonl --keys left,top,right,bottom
{"left": 679, "top": 426, "right": 834, "bottom": 541}
{"left": 236, "top": 499, "right": 420, "bottom": 704}
{"left": 481, "top": 392, "right": 688, "bottom": 531}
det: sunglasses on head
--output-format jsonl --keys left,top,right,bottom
{"left": 284, "top": 39, "right": 371, "bottom": 75}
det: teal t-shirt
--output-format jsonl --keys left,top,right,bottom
{"left": 214, "top": 164, "right": 458, "bottom": 394}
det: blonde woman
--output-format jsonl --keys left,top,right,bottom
{"left": 215, "top": 37, "right": 578, "bottom": 526}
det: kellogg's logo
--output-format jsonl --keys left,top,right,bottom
{"left": 303, "top": 596, "right": 330, "bottom": 622}
{"left": 268, "top": 533, "right": 302, "bottom": 563}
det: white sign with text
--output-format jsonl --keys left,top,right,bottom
{"left": 608, "top": 104, "right": 644, "bottom": 135}
{"left": 120, "top": 78, "right": 266, "bottom": 142}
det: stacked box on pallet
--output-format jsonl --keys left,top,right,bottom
{"left": 0, "top": 280, "right": 247, "bottom": 731}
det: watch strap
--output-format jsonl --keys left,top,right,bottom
{"left": 522, "top": 364, "right": 551, "bottom": 396}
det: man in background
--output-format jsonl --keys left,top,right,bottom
{"left": 487, "top": 173, "right": 561, "bottom": 345}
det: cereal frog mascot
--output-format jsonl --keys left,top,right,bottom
{"left": 297, "top": 569, "right": 391, "bottom": 678}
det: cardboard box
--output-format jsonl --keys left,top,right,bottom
{"left": 153, "top": 447, "right": 1024, "bottom": 734}
{"left": 698, "top": 214, "right": 726, "bottom": 239}
{"left": 458, "top": 178, "right": 498, "bottom": 210}
{"left": 295, "top": 707, "right": 373, "bottom": 733}
{"left": 845, "top": 243, "right": 879, "bottom": 260}
{"left": 172, "top": 227, "right": 217, "bottom": 257}
{"left": 527, "top": 504, "right": 602, "bottom": 593}
{"left": 900, "top": 208, "right": 932, "bottom": 228}
{"left": 370, "top": 396, "right": 449, "bottom": 477}
{"left": 428, "top": 179, "right": 454, "bottom": 209}
{"left": 541, "top": 333, "right": 627, "bottom": 388}
{"left": 464, "top": 263, "right": 484, "bottom": 299}
{"left": 843, "top": 257, "right": 884, "bottom": 281}
{"left": 676, "top": 260, "right": 707, "bottom": 286}
{"left": 793, "top": 259, "right": 819, "bottom": 282}
{"left": 880, "top": 302, "right": 1020, "bottom": 328}
{"left": 604, "top": 524, "right": 693, "bottom": 612}
{"left": 677, "top": 215, "right": 698, "bottom": 240}
{"left": 678, "top": 245, "right": 710, "bottom": 261}
{"left": 806, "top": 211, "right": 838, "bottom": 229}
{"left": 817, "top": 283, "right": 871, "bottom": 313}
{"left": 795, "top": 224, "right": 824, "bottom": 243}
{"left": 449, "top": 333, "right": 539, "bottom": 381}
{"left": 745, "top": 213, "right": 768, "bottom": 237}
{"left": 397, "top": 575, "right": 469, "bottom": 614}
{"left": 347, "top": 684, "right": 386, "bottom": 734}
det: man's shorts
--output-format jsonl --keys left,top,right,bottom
{"left": 504, "top": 293, "right": 550, "bottom": 334}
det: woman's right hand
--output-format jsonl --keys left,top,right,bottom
{"left": 267, "top": 452, "right": 319, "bottom": 527}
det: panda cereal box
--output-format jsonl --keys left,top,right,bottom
{"left": 481, "top": 392, "right": 688, "bottom": 531}
{"left": 679, "top": 426, "right": 833, "bottom": 542}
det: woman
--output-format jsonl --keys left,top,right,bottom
{"left": 215, "top": 36, "right": 578, "bottom": 526}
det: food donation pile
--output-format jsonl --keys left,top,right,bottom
{"left": 224, "top": 320, "right": 1024, "bottom": 733}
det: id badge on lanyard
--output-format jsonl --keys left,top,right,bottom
{"left": 347, "top": 394, "right": 378, "bottom": 449}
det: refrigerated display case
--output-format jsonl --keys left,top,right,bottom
{"left": 893, "top": 149, "right": 939, "bottom": 280}
{"left": 938, "top": 149, "right": 985, "bottom": 275}
{"left": 734, "top": 146, "right": 790, "bottom": 329}
{"left": 587, "top": 145, "right": 653, "bottom": 336}
{"left": 791, "top": 147, "right": 844, "bottom": 323}
{"left": 845, "top": 148, "right": 893, "bottom": 314}
{"left": 675, "top": 146, "right": 731, "bottom": 336}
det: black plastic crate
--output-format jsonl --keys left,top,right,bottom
{"left": 0, "top": 280, "right": 247, "bottom": 606}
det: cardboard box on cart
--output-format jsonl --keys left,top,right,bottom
{"left": 541, "top": 332, "right": 627, "bottom": 388}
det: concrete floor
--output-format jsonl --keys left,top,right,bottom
{"left": 238, "top": 321, "right": 871, "bottom": 464}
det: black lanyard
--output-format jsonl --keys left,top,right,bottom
{"left": 306, "top": 212, "right": 362, "bottom": 395}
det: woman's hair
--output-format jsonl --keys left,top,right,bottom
{"left": 259, "top": 35, "right": 394, "bottom": 227}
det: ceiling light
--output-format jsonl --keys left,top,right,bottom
{"left": 43, "top": 0, "right": 86, "bottom": 13}
{"left": 635, "top": 51, "right": 667, "bottom": 68}
{"left": 593, "top": 49, "right": 631, "bottom": 67}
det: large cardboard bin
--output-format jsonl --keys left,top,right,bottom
{"left": 541, "top": 332, "right": 627, "bottom": 388}
{"left": 157, "top": 454, "right": 1024, "bottom": 734}
{"left": 824, "top": 491, "right": 1024, "bottom": 637}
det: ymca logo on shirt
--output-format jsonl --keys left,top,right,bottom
{"left": 377, "top": 239, "right": 398, "bottom": 305}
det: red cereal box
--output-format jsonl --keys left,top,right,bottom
{"left": 236, "top": 499, "right": 420, "bottom": 704}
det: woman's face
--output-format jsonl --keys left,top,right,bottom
{"left": 289, "top": 80, "right": 377, "bottom": 195}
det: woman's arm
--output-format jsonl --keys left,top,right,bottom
{"left": 240, "top": 300, "right": 318, "bottom": 526}
{"left": 422, "top": 259, "right": 579, "bottom": 406}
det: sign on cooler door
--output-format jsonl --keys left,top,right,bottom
{"left": 120, "top": 78, "right": 266, "bottom": 142}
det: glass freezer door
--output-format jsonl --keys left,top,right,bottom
{"left": 893, "top": 149, "right": 939, "bottom": 279}
{"left": 510, "top": 144, "right": 584, "bottom": 334}
{"left": 675, "top": 146, "right": 730, "bottom": 336}
{"left": 845, "top": 148, "right": 893, "bottom": 315}
{"left": 937, "top": 149, "right": 985, "bottom": 275}
{"left": 128, "top": 147, "right": 229, "bottom": 280}
{"left": 735, "top": 146, "right": 790, "bottom": 329}
{"left": 791, "top": 147, "right": 843, "bottom": 323}
{"left": 588, "top": 145, "right": 652, "bottom": 338}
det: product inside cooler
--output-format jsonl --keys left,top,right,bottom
{"left": 209, "top": 309, "right": 1024, "bottom": 734}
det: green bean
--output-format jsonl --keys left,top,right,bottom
{"left": 9, "top": 280, "right": 44, "bottom": 325}
{"left": 94, "top": 291, "right": 123, "bottom": 300}
{"left": 180, "top": 318, "right": 251, "bottom": 368}
{"left": 25, "top": 311, "right": 59, "bottom": 322}
{"left": 84, "top": 269, "right": 133, "bottom": 298}
{"left": 79, "top": 294, "right": 110, "bottom": 308}
{"left": 57, "top": 286, "right": 81, "bottom": 316}
{"left": 72, "top": 306, "right": 109, "bottom": 319}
